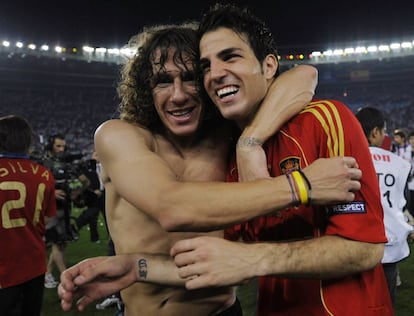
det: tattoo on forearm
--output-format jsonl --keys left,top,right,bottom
{"left": 138, "top": 258, "right": 148, "bottom": 279}
{"left": 237, "top": 137, "right": 263, "bottom": 148}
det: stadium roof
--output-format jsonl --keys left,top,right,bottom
{"left": 1, "top": 0, "right": 413, "bottom": 52}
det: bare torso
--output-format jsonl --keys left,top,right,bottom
{"left": 100, "top": 122, "right": 235, "bottom": 316}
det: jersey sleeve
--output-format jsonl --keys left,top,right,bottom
{"left": 305, "top": 100, "right": 387, "bottom": 243}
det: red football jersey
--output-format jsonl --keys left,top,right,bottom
{"left": 0, "top": 157, "right": 57, "bottom": 288}
{"left": 226, "top": 100, "right": 393, "bottom": 316}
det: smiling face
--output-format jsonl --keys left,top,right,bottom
{"left": 151, "top": 48, "right": 203, "bottom": 139}
{"left": 199, "top": 27, "right": 277, "bottom": 127}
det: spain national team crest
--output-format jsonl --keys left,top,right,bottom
{"left": 280, "top": 157, "right": 301, "bottom": 174}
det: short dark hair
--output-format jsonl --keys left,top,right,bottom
{"left": 0, "top": 115, "right": 32, "bottom": 154}
{"left": 198, "top": 2, "right": 278, "bottom": 73}
{"left": 355, "top": 107, "right": 385, "bottom": 138}
{"left": 45, "top": 133, "right": 65, "bottom": 151}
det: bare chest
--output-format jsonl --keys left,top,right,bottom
{"left": 157, "top": 141, "right": 229, "bottom": 182}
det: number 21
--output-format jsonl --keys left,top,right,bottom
{"left": 1, "top": 181, "right": 45, "bottom": 229}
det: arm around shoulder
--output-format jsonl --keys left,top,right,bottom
{"left": 94, "top": 121, "right": 360, "bottom": 232}
{"left": 240, "top": 64, "right": 318, "bottom": 143}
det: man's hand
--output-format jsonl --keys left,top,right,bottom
{"left": 303, "top": 156, "right": 362, "bottom": 204}
{"left": 171, "top": 236, "right": 254, "bottom": 289}
{"left": 55, "top": 189, "right": 66, "bottom": 200}
{"left": 58, "top": 255, "right": 137, "bottom": 311}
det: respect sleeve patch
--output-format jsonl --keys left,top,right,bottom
{"left": 327, "top": 201, "right": 366, "bottom": 216}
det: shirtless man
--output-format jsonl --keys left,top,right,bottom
{"left": 59, "top": 23, "right": 361, "bottom": 316}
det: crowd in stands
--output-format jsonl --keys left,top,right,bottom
{"left": 0, "top": 87, "right": 118, "bottom": 156}
{"left": 1, "top": 43, "right": 414, "bottom": 316}
{"left": 1, "top": 82, "right": 414, "bottom": 158}
{"left": 1, "top": 52, "right": 414, "bottom": 157}
{"left": 315, "top": 82, "right": 414, "bottom": 134}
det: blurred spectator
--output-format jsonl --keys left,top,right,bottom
{"left": 40, "top": 134, "right": 88, "bottom": 288}
{"left": 406, "top": 131, "right": 414, "bottom": 220}
{"left": 356, "top": 107, "right": 413, "bottom": 305}
{"left": 75, "top": 150, "right": 105, "bottom": 243}
{"left": 0, "top": 115, "right": 57, "bottom": 316}
{"left": 392, "top": 128, "right": 411, "bottom": 162}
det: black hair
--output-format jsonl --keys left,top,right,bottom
{"left": 198, "top": 2, "right": 279, "bottom": 72}
{"left": 355, "top": 107, "right": 385, "bottom": 138}
{"left": 0, "top": 115, "right": 32, "bottom": 154}
{"left": 45, "top": 133, "right": 65, "bottom": 151}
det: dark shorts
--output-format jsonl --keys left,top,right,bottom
{"left": 45, "top": 208, "right": 79, "bottom": 244}
{"left": 0, "top": 274, "right": 44, "bottom": 316}
{"left": 216, "top": 297, "right": 243, "bottom": 316}
{"left": 45, "top": 225, "right": 67, "bottom": 245}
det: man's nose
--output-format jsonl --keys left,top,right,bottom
{"left": 209, "top": 60, "right": 226, "bottom": 81}
{"left": 170, "top": 81, "right": 188, "bottom": 103}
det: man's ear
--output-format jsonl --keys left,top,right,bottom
{"left": 372, "top": 126, "right": 381, "bottom": 137}
{"left": 263, "top": 54, "right": 278, "bottom": 79}
{"left": 368, "top": 127, "right": 382, "bottom": 145}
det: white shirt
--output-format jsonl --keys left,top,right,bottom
{"left": 407, "top": 151, "right": 414, "bottom": 191}
{"left": 370, "top": 146, "right": 413, "bottom": 263}
{"left": 393, "top": 143, "right": 411, "bottom": 162}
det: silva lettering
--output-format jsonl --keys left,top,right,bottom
{"left": 0, "top": 162, "right": 50, "bottom": 180}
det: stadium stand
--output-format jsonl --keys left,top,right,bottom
{"left": 1, "top": 43, "right": 414, "bottom": 156}
{"left": 0, "top": 53, "right": 120, "bottom": 154}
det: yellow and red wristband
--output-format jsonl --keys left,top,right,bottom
{"left": 286, "top": 170, "right": 312, "bottom": 206}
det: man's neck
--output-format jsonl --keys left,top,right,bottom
{"left": 235, "top": 103, "right": 261, "bottom": 130}
{"left": 162, "top": 129, "right": 203, "bottom": 153}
